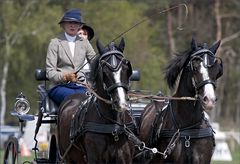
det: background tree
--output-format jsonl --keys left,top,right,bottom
{"left": 0, "top": 0, "right": 39, "bottom": 125}
{"left": 0, "top": 0, "right": 62, "bottom": 124}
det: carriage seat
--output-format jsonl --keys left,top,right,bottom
{"left": 35, "top": 69, "right": 49, "bottom": 81}
{"left": 34, "top": 68, "right": 141, "bottom": 114}
{"left": 35, "top": 69, "right": 58, "bottom": 114}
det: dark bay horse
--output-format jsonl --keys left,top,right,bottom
{"left": 137, "top": 38, "right": 223, "bottom": 164}
{"left": 57, "top": 38, "right": 136, "bottom": 163}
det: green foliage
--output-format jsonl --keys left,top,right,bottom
{"left": 0, "top": 1, "right": 63, "bottom": 123}
{"left": 140, "top": 51, "right": 168, "bottom": 94}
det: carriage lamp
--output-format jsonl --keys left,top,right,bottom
{"left": 14, "top": 92, "right": 30, "bottom": 115}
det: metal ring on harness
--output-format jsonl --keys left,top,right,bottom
{"left": 137, "top": 142, "right": 146, "bottom": 151}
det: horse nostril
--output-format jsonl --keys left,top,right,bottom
{"left": 113, "top": 100, "right": 118, "bottom": 105}
{"left": 202, "top": 96, "right": 217, "bottom": 104}
{"left": 203, "top": 96, "right": 208, "bottom": 103}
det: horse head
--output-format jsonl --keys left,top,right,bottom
{"left": 166, "top": 38, "right": 223, "bottom": 111}
{"left": 187, "top": 38, "right": 223, "bottom": 110}
{"left": 91, "top": 38, "right": 132, "bottom": 112}
{"left": 137, "top": 38, "right": 222, "bottom": 164}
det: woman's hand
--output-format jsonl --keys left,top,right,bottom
{"left": 63, "top": 73, "right": 77, "bottom": 82}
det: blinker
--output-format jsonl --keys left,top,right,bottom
{"left": 202, "top": 53, "right": 215, "bottom": 67}
{"left": 191, "top": 49, "right": 216, "bottom": 68}
{"left": 100, "top": 53, "right": 124, "bottom": 71}
{"left": 110, "top": 55, "right": 118, "bottom": 69}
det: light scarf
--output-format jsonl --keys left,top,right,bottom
{"left": 65, "top": 32, "right": 76, "bottom": 58}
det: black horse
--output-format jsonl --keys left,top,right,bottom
{"left": 136, "top": 38, "right": 223, "bottom": 164}
{"left": 57, "top": 38, "right": 136, "bottom": 163}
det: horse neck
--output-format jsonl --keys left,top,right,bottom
{"left": 94, "top": 80, "right": 126, "bottom": 124}
{"left": 96, "top": 100, "right": 128, "bottom": 125}
{"left": 171, "top": 70, "right": 203, "bottom": 128}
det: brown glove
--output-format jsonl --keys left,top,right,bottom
{"left": 63, "top": 73, "right": 77, "bottom": 82}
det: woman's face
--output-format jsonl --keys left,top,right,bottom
{"left": 78, "top": 29, "right": 88, "bottom": 39}
{"left": 62, "top": 21, "right": 81, "bottom": 36}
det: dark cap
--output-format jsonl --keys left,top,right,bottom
{"left": 58, "top": 9, "right": 85, "bottom": 24}
{"left": 81, "top": 25, "right": 94, "bottom": 41}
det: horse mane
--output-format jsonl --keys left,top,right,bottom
{"left": 164, "top": 49, "right": 192, "bottom": 89}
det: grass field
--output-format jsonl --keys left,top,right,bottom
{"left": 212, "top": 145, "right": 240, "bottom": 164}
{"left": 0, "top": 149, "right": 34, "bottom": 163}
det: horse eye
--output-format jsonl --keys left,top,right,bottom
{"left": 191, "top": 60, "right": 201, "bottom": 71}
{"left": 121, "top": 58, "right": 127, "bottom": 64}
{"left": 100, "top": 60, "right": 105, "bottom": 65}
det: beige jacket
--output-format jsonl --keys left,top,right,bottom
{"left": 46, "top": 33, "right": 96, "bottom": 87}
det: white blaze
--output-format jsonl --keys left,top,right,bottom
{"left": 113, "top": 68, "right": 127, "bottom": 108}
{"left": 200, "top": 62, "right": 216, "bottom": 101}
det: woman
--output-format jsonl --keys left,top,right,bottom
{"left": 46, "top": 9, "right": 96, "bottom": 106}
{"left": 78, "top": 24, "right": 95, "bottom": 72}
{"left": 78, "top": 24, "right": 94, "bottom": 41}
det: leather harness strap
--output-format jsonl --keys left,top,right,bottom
{"left": 159, "top": 127, "right": 214, "bottom": 138}
{"left": 83, "top": 122, "right": 125, "bottom": 134}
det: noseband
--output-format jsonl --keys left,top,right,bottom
{"left": 194, "top": 79, "right": 216, "bottom": 91}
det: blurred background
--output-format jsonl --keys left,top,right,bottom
{"left": 0, "top": 0, "right": 239, "bottom": 163}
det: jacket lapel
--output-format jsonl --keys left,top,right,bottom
{"left": 74, "top": 37, "right": 81, "bottom": 60}
{"left": 58, "top": 33, "right": 74, "bottom": 65}
{"left": 74, "top": 36, "right": 84, "bottom": 65}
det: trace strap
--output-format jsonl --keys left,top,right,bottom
{"left": 123, "top": 126, "right": 166, "bottom": 157}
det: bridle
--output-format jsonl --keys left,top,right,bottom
{"left": 188, "top": 49, "right": 219, "bottom": 99}
{"left": 98, "top": 50, "right": 131, "bottom": 95}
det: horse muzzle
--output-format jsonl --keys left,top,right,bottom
{"left": 112, "top": 102, "right": 130, "bottom": 112}
{"left": 199, "top": 95, "right": 217, "bottom": 110}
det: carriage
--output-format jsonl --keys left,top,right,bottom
{"left": 3, "top": 70, "right": 146, "bottom": 164}
{"left": 3, "top": 38, "right": 223, "bottom": 164}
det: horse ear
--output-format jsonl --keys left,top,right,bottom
{"left": 209, "top": 40, "right": 221, "bottom": 55}
{"left": 118, "top": 38, "right": 125, "bottom": 52}
{"left": 96, "top": 39, "right": 105, "bottom": 55}
{"left": 191, "top": 37, "right": 198, "bottom": 51}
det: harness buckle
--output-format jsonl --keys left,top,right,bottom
{"left": 163, "top": 154, "right": 168, "bottom": 159}
{"left": 184, "top": 136, "right": 191, "bottom": 147}
{"left": 112, "top": 130, "right": 119, "bottom": 141}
